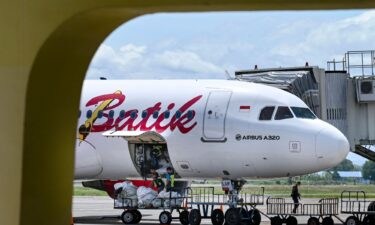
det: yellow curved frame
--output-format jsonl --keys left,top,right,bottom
{"left": 0, "top": 1, "right": 374, "bottom": 225}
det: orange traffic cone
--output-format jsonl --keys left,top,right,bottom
{"left": 219, "top": 204, "right": 224, "bottom": 212}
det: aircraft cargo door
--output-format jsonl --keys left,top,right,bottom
{"left": 202, "top": 91, "right": 232, "bottom": 141}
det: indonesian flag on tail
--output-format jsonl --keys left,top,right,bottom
{"left": 239, "top": 105, "right": 251, "bottom": 112}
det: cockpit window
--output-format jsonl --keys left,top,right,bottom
{"left": 275, "top": 106, "right": 294, "bottom": 120}
{"left": 259, "top": 106, "right": 275, "bottom": 121}
{"left": 291, "top": 107, "right": 316, "bottom": 119}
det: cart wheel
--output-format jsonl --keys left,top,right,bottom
{"left": 345, "top": 216, "right": 359, "bottom": 225}
{"left": 248, "top": 209, "right": 261, "bottom": 225}
{"left": 225, "top": 208, "right": 241, "bottom": 225}
{"left": 322, "top": 217, "right": 334, "bottom": 225}
{"left": 270, "top": 216, "right": 282, "bottom": 225}
{"left": 368, "top": 201, "right": 375, "bottom": 211}
{"left": 189, "top": 209, "right": 202, "bottom": 225}
{"left": 133, "top": 210, "right": 142, "bottom": 224}
{"left": 307, "top": 217, "right": 319, "bottom": 225}
{"left": 211, "top": 209, "right": 225, "bottom": 225}
{"left": 121, "top": 210, "right": 135, "bottom": 224}
{"left": 286, "top": 216, "right": 297, "bottom": 225}
{"left": 159, "top": 211, "right": 172, "bottom": 225}
{"left": 363, "top": 215, "right": 375, "bottom": 225}
{"left": 179, "top": 210, "right": 190, "bottom": 225}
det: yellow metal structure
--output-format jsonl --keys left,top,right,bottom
{"left": 0, "top": 1, "right": 374, "bottom": 225}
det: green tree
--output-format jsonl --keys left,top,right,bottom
{"left": 362, "top": 160, "right": 375, "bottom": 182}
{"left": 332, "top": 170, "right": 341, "bottom": 180}
{"left": 331, "top": 159, "right": 355, "bottom": 171}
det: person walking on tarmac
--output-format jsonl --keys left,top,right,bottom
{"left": 165, "top": 167, "right": 175, "bottom": 192}
{"left": 291, "top": 181, "right": 301, "bottom": 213}
{"left": 151, "top": 172, "right": 165, "bottom": 193}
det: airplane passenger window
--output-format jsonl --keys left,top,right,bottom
{"left": 175, "top": 110, "right": 181, "bottom": 119}
{"left": 109, "top": 110, "right": 115, "bottom": 119}
{"left": 274, "top": 106, "right": 294, "bottom": 120}
{"left": 259, "top": 106, "right": 275, "bottom": 120}
{"left": 86, "top": 110, "right": 92, "bottom": 119}
{"left": 291, "top": 107, "right": 316, "bottom": 119}
{"left": 187, "top": 110, "right": 194, "bottom": 119}
{"left": 98, "top": 110, "right": 103, "bottom": 119}
{"left": 130, "top": 111, "right": 137, "bottom": 119}
{"left": 153, "top": 111, "right": 159, "bottom": 119}
{"left": 119, "top": 110, "right": 125, "bottom": 119}
{"left": 164, "top": 111, "right": 170, "bottom": 119}
{"left": 78, "top": 110, "right": 81, "bottom": 118}
{"left": 142, "top": 110, "right": 148, "bottom": 118}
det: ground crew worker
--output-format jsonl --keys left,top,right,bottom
{"left": 291, "top": 181, "right": 301, "bottom": 213}
{"left": 151, "top": 172, "right": 165, "bottom": 193}
{"left": 150, "top": 145, "right": 163, "bottom": 169}
{"left": 165, "top": 167, "right": 175, "bottom": 192}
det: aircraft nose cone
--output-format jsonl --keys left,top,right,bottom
{"left": 315, "top": 125, "right": 350, "bottom": 166}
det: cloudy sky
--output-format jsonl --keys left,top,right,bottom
{"left": 86, "top": 10, "right": 375, "bottom": 165}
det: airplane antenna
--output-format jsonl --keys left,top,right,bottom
{"left": 100, "top": 77, "right": 107, "bottom": 80}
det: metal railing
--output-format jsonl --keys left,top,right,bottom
{"left": 266, "top": 197, "right": 339, "bottom": 216}
{"left": 186, "top": 186, "right": 265, "bottom": 206}
{"left": 327, "top": 50, "right": 375, "bottom": 76}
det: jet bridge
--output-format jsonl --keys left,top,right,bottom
{"left": 235, "top": 50, "right": 375, "bottom": 162}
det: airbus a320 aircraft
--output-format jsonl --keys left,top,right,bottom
{"left": 75, "top": 80, "right": 349, "bottom": 183}
{"left": 75, "top": 79, "right": 349, "bottom": 225}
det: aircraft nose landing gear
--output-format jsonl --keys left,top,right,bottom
{"left": 186, "top": 181, "right": 264, "bottom": 225}
{"left": 221, "top": 179, "right": 262, "bottom": 225}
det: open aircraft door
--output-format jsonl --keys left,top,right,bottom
{"left": 103, "top": 130, "right": 175, "bottom": 178}
{"left": 103, "top": 130, "right": 167, "bottom": 143}
{"left": 202, "top": 90, "right": 232, "bottom": 142}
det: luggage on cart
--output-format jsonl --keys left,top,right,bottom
{"left": 114, "top": 181, "right": 139, "bottom": 208}
{"left": 152, "top": 198, "right": 163, "bottom": 208}
{"left": 137, "top": 186, "right": 157, "bottom": 207}
{"left": 158, "top": 190, "right": 183, "bottom": 207}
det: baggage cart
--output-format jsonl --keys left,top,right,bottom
{"left": 340, "top": 190, "right": 375, "bottom": 225}
{"left": 266, "top": 197, "right": 339, "bottom": 225}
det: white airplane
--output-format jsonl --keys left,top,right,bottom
{"left": 75, "top": 79, "right": 349, "bottom": 181}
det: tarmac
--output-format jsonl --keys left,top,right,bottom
{"left": 73, "top": 196, "right": 353, "bottom": 225}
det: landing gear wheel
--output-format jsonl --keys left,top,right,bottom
{"left": 179, "top": 210, "right": 190, "bottom": 225}
{"left": 225, "top": 208, "right": 241, "bottom": 225}
{"left": 121, "top": 210, "right": 135, "bottom": 224}
{"left": 239, "top": 208, "right": 250, "bottom": 225}
{"left": 345, "top": 216, "right": 359, "bottom": 225}
{"left": 133, "top": 210, "right": 142, "bottom": 224}
{"left": 322, "top": 217, "right": 334, "bottom": 225}
{"left": 270, "top": 216, "right": 282, "bottom": 225}
{"left": 189, "top": 209, "right": 202, "bottom": 225}
{"left": 159, "top": 211, "right": 172, "bottom": 225}
{"left": 286, "top": 216, "right": 297, "bottom": 225}
{"left": 211, "top": 209, "right": 225, "bottom": 225}
{"left": 307, "top": 217, "right": 319, "bottom": 225}
{"left": 248, "top": 209, "right": 261, "bottom": 225}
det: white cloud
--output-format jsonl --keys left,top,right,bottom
{"left": 153, "top": 50, "right": 223, "bottom": 74}
{"left": 87, "top": 10, "right": 375, "bottom": 80}
{"left": 86, "top": 43, "right": 224, "bottom": 79}
{"left": 271, "top": 10, "right": 375, "bottom": 67}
